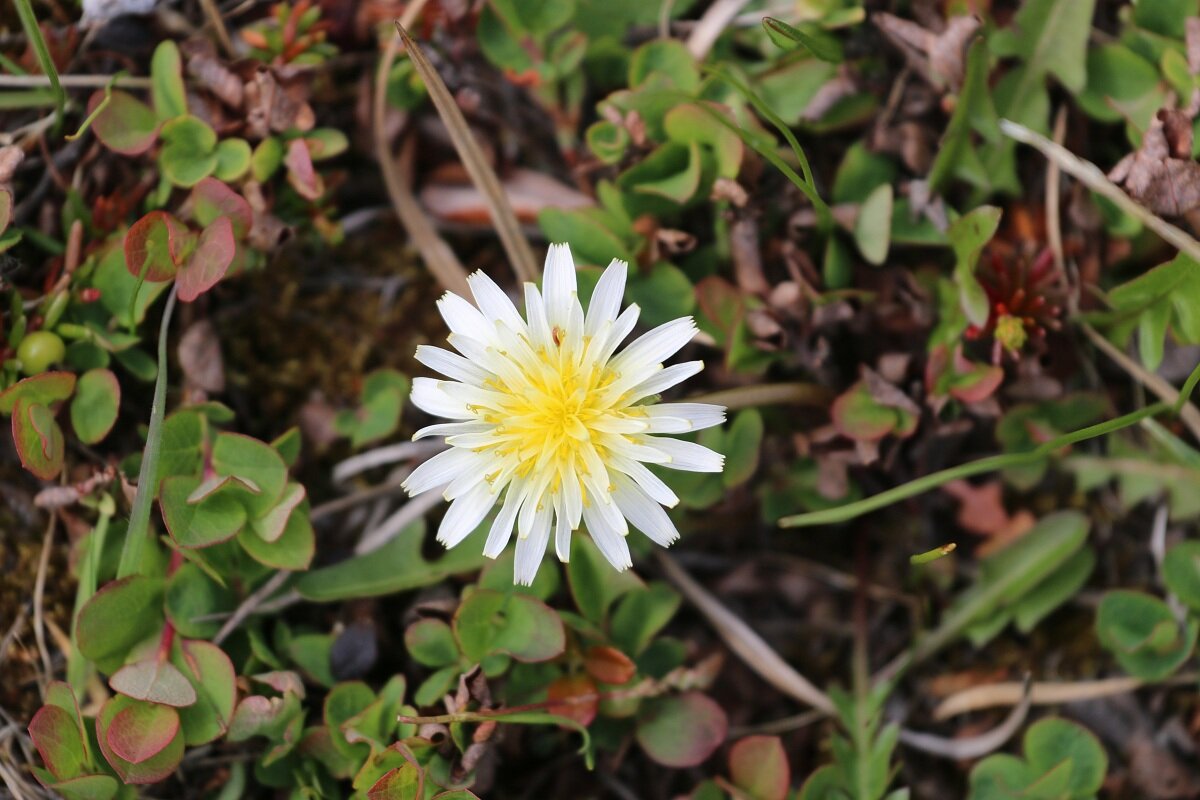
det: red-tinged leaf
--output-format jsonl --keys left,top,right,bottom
{"left": 109, "top": 658, "right": 198, "bottom": 707}
{"left": 13, "top": 399, "right": 64, "bottom": 480}
{"left": 0, "top": 371, "right": 76, "bottom": 414}
{"left": 28, "top": 705, "right": 86, "bottom": 781}
{"left": 367, "top": 764, "right": 424, "bottom": 800}
{"left": 125, "top": 211, "right": 187, "bottom": 282}
{"left": 188, "top": 178, "right": 252, "bottom": 238}
{"left": 174, "top": 639, "right": 238, "bottom": 745}
{"left": 105, "top": 700, "right": 180, "bottom": 764}
{"left": 583, "top": 645, "right": 636, "bottom": 685}
{"left": 949, "top": 362, "right": 1004, "bottom": 403}
{"left": 249, "top": 482, "right": 306, "bottom": 543}
{"left": 285, "top": 137, "right": 324, "bottom": 200}
{"left": 546, "top": 674, "right": 598, "bottom": 727}
{"left": 96, "top": 696, "right": 184, "bottom": 784}
{"left": 729, "top": 735, "right": 790, "bottom": 800}
{"left": 176, "top": 216, "right": 235, "bottom": 302}
{"left": 831, "top": 383, "right": 898, "bottom": 442}
{"left": 90, "top": 90, "right": 160, "bottom": 156}
{"left": 636, "top": 692, "right": 728, "bottom": 767}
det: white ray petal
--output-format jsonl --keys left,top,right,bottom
{"left": 553, "top": 491, "right": 572, "bottom": 562}
{"left": 609, "top": 317, "right": 697, "bottom": 374}
{"left": 415, "top": 345, "right": 491, "bottom": 385}
{"left": 437, "top": 292, "right": 495, "bottom": 345}
{"left": 543, "top": 243, "right": 577, "bottom": 330}
{"left": 643, "top": 436, "right": 725, "bottom": 473}
{"left": 608, "top": 455, "right": 679, "bottom": 507}
{"left": 643, "top": 403, "right": 726, "bottom": 433}
{"left": 468, "top": 270, "right": 525, "bottom": 333}
{"left": 437, "top": 481, "right": 494, "bottom": 547}
{"left": 612, "top": 473, "right": 679, "bottom": 547}
{"left": 403, "top": 447, "right": 479, "bottom": 495}
{"left": 412, "top": 421, "right": 492, "bottom": 441}
{"left": 514, "top": 502, "right": 553, "bottom": 585}
{"left": 586, "top": 259, "right": 627, "bottom": 336}
{"left": 410, "top": 378, "right": 476, "bottom": 420}
{"left": 624, "top": 361, "right": 705, "bottom": 402}
{"left": 483, "top": 481, "right": 525, "bottom": 558}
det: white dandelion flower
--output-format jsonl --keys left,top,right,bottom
{"left": 402, "top": 243, "right": 725, "bottom": 585}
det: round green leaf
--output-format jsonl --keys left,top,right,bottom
{"left": 70, "top": 369, "right": 120, "bottom": 444}
{"left": 237, "top": 506, "right": 314, "bottom": 570}
{"left": 729, "top": 735, "right": 790, "bottom": 800}
{"left": 213, "top": 137, "right": 252, "bottom": 181}
{"left": 12, "top": 399, "right": 65, "bottom": 480}
{"left": 453, "top": 590, "right": 565, "bottom": 664}
{"left": 90, "top": 90, "right": 160, "bottom": 156}
{"left": 160, "top": 116, "right": 219, "bottom": 188}
{"left": 1023, "top": 717, "right": 1107, "bottom": 797}
{"left": 96, "top": 696, "right": 184, "bottom": 784}
{"left": 1096, "top": 589, "right": 1199, "bottom": 680}
{"left": 404, "top": 619, "right": 460, "bottom": 668}
{"left": 173, "top": 640, "right": 237, "bottom": 745}
{"left": 109, "top": 658, "right": 198, "bottom": 707}
{"left": 0, "top": 371, "right": 76, "bottom": 414}
{"left": 28, "top": 704, "right": 87, "bottom": 781}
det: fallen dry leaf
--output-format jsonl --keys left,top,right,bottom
{"left": 1109, "top": 109, "right": 1200, "bottom": 216}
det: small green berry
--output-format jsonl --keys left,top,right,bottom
{"left": 17, "top": 331, "right": 66, "bottom": 375}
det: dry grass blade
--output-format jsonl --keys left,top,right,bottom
{"left": 656, "top": 551, "right": 835, "bottom": 714}
{"left": 933, "top": 672, "right": 1200, "bottom": 720}
{"left": 1002, "top": 118, "right": 1200, "bottom": 264}
{"left": 197, "top": 0, "right": 235, "bottom": 58}
{"left": 900, "top": 676, "right": 1032, "bottom": 760}
{"left": 687, "top": 382, "right": 831, "bottom": 410}
{"left": 395, "top": 22, "right": 540, "bottom": 285}
{"left": 1080, "top": 322, "right": 1200, "bottom": 441}
{"left": 373, "top": 31, "right": 470, "bottom": 297}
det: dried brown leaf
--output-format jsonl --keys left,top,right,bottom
{"left": 1109, "top": 110, "right": 1200, "bottom": 216}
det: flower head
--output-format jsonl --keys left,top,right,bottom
{"left": 403, "top": 244, "right": 725, "bottom": 584}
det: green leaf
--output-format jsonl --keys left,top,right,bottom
{"left": 159, "top": 116, "right": 218, "bottom": 188}
{"left": 1076, "top": 43, "right": 1163, "bottom": 129}
{"left": 928, "top": 38, "right": 1006, "bottom": 193}
{"left": 160, "top": 475, "right": 248, "bottom": 548}
{"left": 1104, "top": 252, "right": 1200, "bottom": 370}
{"left": 125, "top": 210, "right": 187, "bottom": 282}
{"left": 1012, "top": 547, "right": 1095, "bottom": 633}
{"left": 95, "top": 696, "right": 184, "bottom": 784}
{"left": 90, "top": 90, "right": 159, "bottom": 156}
{"left": 176, "top": 216, "right": 235, "bottom": 302}
{"left": 853, "top": 183, "right": 893, "bottom": 266}
{"left": 251, "top": 137, "right": 284, "bottom": 182}
{"left": 212, "top": 432, "right": 289, "bottom": 516}
{"left": 295, "top": 517, "right": 488, "bottom": 601}
{"left": 722, "top": 410, "right": 763, "bottom": 488}
{"left": 610, "top": 582, "right": 681, "bottom": 655}
{"left": 663, "top": 103, "right": 744, "bottom": 179}
{"left": 28, "top": 704, "right": 87, "bottom": 781}
{"left": 1023, "top": 717, "right": 1107, "bottom": 797}
{"left": 453, "top": 590, "right": 566, "bottom": 663}
{"left": 213, "top": 138, "right": 252, "bottom": 182}
{"left": 189, "top": 178, "right": 253, "bottom": 238}
{"left": 166, "top": 561, "right": 234, "bottom": 639}
{"left": 629, "top": 39, "right": 699, "bottom": 93}
{"left": 567, "top": 534, "right": 644, "bottom": 622}
{"left": 237, "top": 506, "right": 314, "bottom": 570}
{"left": 626, "top": 261, "right": 695, "bottom": 328}
{"left": 108, "top": 658, "right": 198, "bottom": 707}
{"left": 948, "top": 206, "right": 1002, "bottom": 328}
{"left": 70, "top": 369, "right": 120, "bottom": 444}
{"left": 76, "top": 576, "right": 164, "bottom": 672}
{"left": 173, "top": 639, "right": 237, "bottom": 745}
{"left": 620, "top": 141, "right": 706, "bottom": 205}
{"left": 538, "top": 206, "right": 638, "bottom": 266}
{"left": 991, "top": 0, "right": 1095, "bottom": 94}
{"left": 150, "top": 40, "right": 187, "bottom": 120}
{"left": 12, "top": 399, "right": 65, "bottom": 480}
{"left": 635, "top": 692, "right": 727, "bottom": 767}
{"left": 404, "top": 619, "right": 460, "bottom": 667}
{"left": 1096, "top": 589, "right": 1198, "bottom": 680}
{"left": 762, "top": 17, "right": 843, "bottom": 63}
{"left": 729, "top": 735, "right": 790, "bottom": 800}
{"left": 1164, "top": 541, "right": 1200, "bottom": 611}
{"left": 586, "top": 120, "right": 630, "bottom": 165}
{"left": 0, "top": 370, "right": 75, "bottom": 414}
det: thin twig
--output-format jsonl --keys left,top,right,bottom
{"left": 933, "top": 672, "right": 1200, "bottom": 720}
{"left": 687, "top": 382, "right": 830, "bottom": 411}
{"left": 33, "top": 513, "right": 56, "bottom": 689}
{"left": 213, "top": 570, "right": 291, "bottom": 645}
{"left": 656, "top": 551, "right": 835, "bottom": 714}
{"left": 900, "top": 676, "right": 1032, "bottom": 760}
{"left": 355, "top": 490, "right": 444, "bottom": 555}
{"left": 395, "top": 22, "right": 540, "bottom": 284}
{"left": 0, "top": 74, "right": 152, "bottom": 89}
{"left": 197, "top": 0, "right": 236, "bottom": 57}
{"left": 1080, "top": 322, "right": 1200, "bottom": 442}
{"left": 1046, "top": 107, "right": 1067, "bottom": 280}
{"left": 310, "top": 470, "right": 410, "bottom": 521}
{"left": 685, "top": 0, "right": 751, "bottom": 59}
{"left": 332, "top": 440, "right": 444, "bottom": 483}
{"left": 372, "top": 26, "right": 471, "bottom": 297}
{"left": 1001, "top": 118, "right": 1200, "bottom": 264}
{"left": 728, "top": 709, "right": 825, "bottom": 738}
